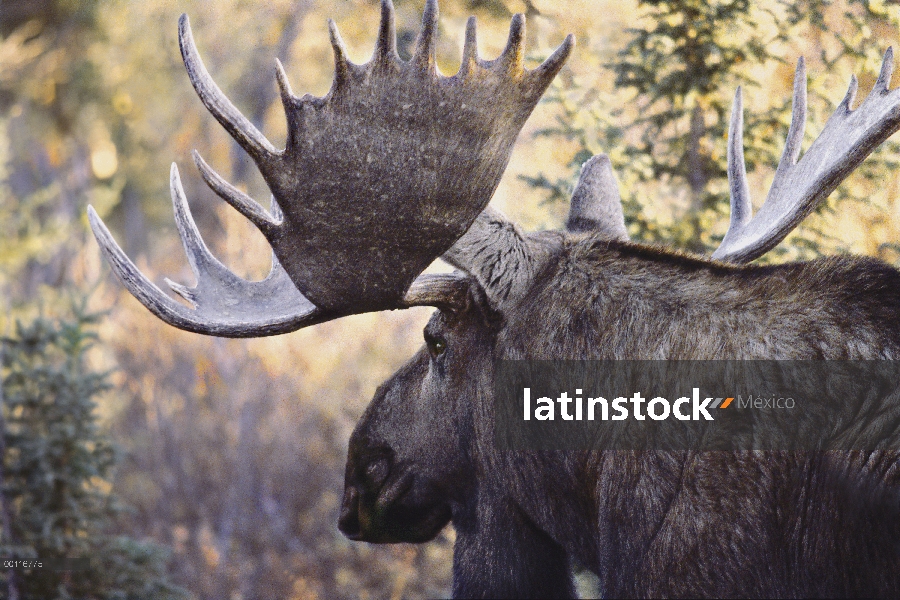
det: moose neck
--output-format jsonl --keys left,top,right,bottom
{"left": 451, "top": 487, "right": 577, "bottom": 598}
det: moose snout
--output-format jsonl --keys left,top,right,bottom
{"left": 338, "top": 452, "right": 393, "bottom": 540}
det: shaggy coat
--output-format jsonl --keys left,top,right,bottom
{"left": 341, "top": 232, "right": 900, "bottom": 598}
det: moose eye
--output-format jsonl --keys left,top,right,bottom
{"left": 425, "top": 335, "right": 447, "bottom": 358}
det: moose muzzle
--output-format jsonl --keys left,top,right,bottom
{"left": 339, "top": 452, "right": 451, "bottom": 543}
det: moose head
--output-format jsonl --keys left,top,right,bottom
{"left": 90, "top": 1, "right": 900, "bottom": 597}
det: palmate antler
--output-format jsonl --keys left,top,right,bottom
{"left": 713, "top": 50, "right": 900, "bottom": 263}
{"left": 88, "top": 0, "right": 573, "bottom": 336}
{"left": 441, "top": 51, "right": 900, "bottom": 309}
{"left": 561, "top": 52, "right": 900, "bottom": 265}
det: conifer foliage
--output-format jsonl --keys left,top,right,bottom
{"left": 0, "top": 306, "right": 189, "bottom": 600}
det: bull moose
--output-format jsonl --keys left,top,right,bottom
{"left": 88, "top": 0, "right": 900, "bottom": 597}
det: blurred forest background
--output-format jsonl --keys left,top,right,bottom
{"left": 2, "top": 0, "right": 900, "bottom": 598}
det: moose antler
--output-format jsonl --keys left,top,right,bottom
{"left": 714, "top": 50, "right": 900, "bottom": 263}
{"left": 89, "top": 0, "right": 574, "bottom": 336}
{"left": 444, "top": 53, "right": 900, "bottom": 307}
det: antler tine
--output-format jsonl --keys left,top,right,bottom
{"left": 527, "top": 33, "right": 575, "bottom": 94}
{"left": 328, "top": 19, "right": 354, "bottom": 86}
{"left": 168, "top": 162, "right": 292, "bottom": 305}
{"left": 497, "top": 13, "right": 526, "bottom": 73}
{"left": 713, "top": 49, "right": 900, "bottom": 263}
{"left": 87, "top": 170, "right": 323, "bottom": 337}
{"left": 90, "top": 205, "right": 217, "bottom": 332}
{"left": 374, "top": 0, "right": 398, "bottom": 62}
{"left": 776, "top": 57, "right": 808, "bottom": 178}
{"left": 876, "top": 47, "right": 895, "bottom": 91}
{"left": 169, "top": 163, "right": 225, "bottom": 282}
{"left": 192, "top": 151, "right": 280, "bottom": 236}
{"left": 721, "top": 87, "right": 752, "bottom": 246}
{"left": 274, "top": 58, "right": 304, "bottom": 145}
{"left": 274, "top": 58, "right": 295, "bottom": 105}
{"left": 459, "top": 16, "right": 478, "bottom": 76}
{"left": 178, "top": 15, "right": 278, "bottom": 167}
{"left": 412, "top": 0, "right": 439, "bottom": 71}
{"left": 840, "top": 74, "right": 860, "bottom": 112}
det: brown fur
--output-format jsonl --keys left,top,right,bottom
{"left": 340, "top": 232, "right": 900, "bottom": 598}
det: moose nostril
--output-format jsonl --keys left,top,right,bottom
{"left": 365, "top": 457, "right": 390, "bottom": 488}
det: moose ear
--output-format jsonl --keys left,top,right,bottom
{"left": 566, "top": 154, "right": 628, "bottom": 240}
{"left": 444, "top": 154, "right": 627, "bottom": 311}
{"left": 442, "top": 207, "right": 556, "bottom": 311}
